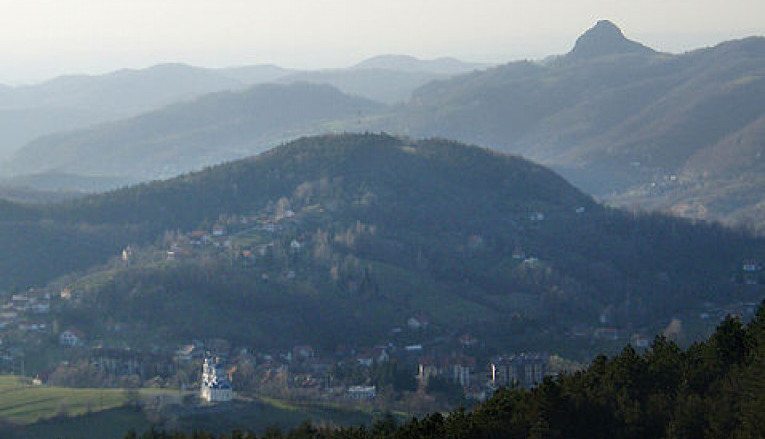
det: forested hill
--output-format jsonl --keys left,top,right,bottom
{"left": 3, "top": 133, "right": 756, "bottom": 354}
{"left": 5, "top": 83, "right": 383, "bottom": 182}
{"left": 54, "top": 133, "right": 592, "bottom": 230}
{"left": 116, "top": 303, "right": 765, "bottom": 439}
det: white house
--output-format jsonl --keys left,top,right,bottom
{"left": 59, "top": 329, "right": 85, "bottom": 347}
{"left": 200, "top": 357, "right": 233, "bottom": 402}
{"left": 347, "top": 385, "right": 376, "bottom": 400}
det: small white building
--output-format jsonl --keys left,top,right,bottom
{"left": 200, "top": 357, "right": 233, "bottom": 402}
{"left": 59, "top": 329, "right": 85, "bottom": 347}
{"left": 347, "top": 385, "right": 376, "bottom": 400}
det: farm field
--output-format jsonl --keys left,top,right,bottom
{"left": 0, "top": 375, "right": 130, "bottom": 424}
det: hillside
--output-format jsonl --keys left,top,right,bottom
{"left": 4, "top": 83, "right": 384, "bottom": 183}
{"left": 373, "top": 21, "right": 765, "bottom": 228}
{"left": 4, "top": 134, "right": 757, "bottom": 356}
{"left": 0, "top": 64, "right": 250, "bottom": 158}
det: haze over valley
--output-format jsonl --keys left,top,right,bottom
{"left": 0, "top": 7, "right": 763, "bottom": 439}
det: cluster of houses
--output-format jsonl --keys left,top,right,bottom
{"left": 0, "top": 288, "right": 51, "bottom": 331}
{"left": 188, "top": 339, "right": 551, "bottom": 404}
{"left": 156, "top": 210, "right": 307, "bottom": 270}
{"left": 0, "top": 288, "right": 52, "bottom": 370}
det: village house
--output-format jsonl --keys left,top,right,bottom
{"left": 11, "top": 295, "right": 30, "bottom": 312}
{"left": 407, "top": 313, "right": 430, "bottom": 330}
{"left": 459, "top": 334, "right": 478, "bottom": 348}
{"left": 121, "top": 246, "right": 133, "bottom": 266}
{"left": 59, "top": 328, "right": 85, "bottom": 347}
{"left": 189, "top": 230, "right": 210, "bottom": 245}
{"left": 347, "top": 385, "right": 376, "bottom": 400}
{"left": 404, "top": 344, "right": 423, "bottom": 353}
{"left": 290, "top": 239, "right": 303, "bottom": 252}
{"left": 174, "top": 343, "right": 205, "bottom": 362}
{"left": 292, "top": 345, "right": 315, "bottom": 361}
{"left": 512, "top": 247, "right": 526, "bottom": 260}
{"left": 371, "top": 346, "right": 390, "bottom": 363}
{"left": 356, "top": 353, "right": 374, "bottom": 367}
{"left": 741, "top": 260, "right": 762, "bottom": 284}
{"left": 742, "top": 260, "right": 760, "bottom": 272}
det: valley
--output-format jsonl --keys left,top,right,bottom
{"left": 0, "top": 16, "right": 763, "bottom": 439}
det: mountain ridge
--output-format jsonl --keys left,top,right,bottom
{"left": 4, "top": 83, "right": 384, "bottom": 183}
{"left": 2, "top": 21, "right": 764, "bottom": 229}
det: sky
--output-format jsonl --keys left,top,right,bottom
{"left": 0, "top": 0, "right": 763, "bottom": 84}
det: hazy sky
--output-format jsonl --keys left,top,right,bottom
{"left": 1, "top": 0, "right": 762, "bottom": 84}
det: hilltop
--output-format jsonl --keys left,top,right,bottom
{"left": 2, "top": 133, "right": 756, "bottom": 356}
{"left": 568, "top": 19, "right": 656, "bottom": 60}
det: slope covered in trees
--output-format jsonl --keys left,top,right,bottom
{"left": 6, "top": 133, "right": 755, "bottom": 355}
{"left": 5, "top": 83, "right": 383, "bottom": 182}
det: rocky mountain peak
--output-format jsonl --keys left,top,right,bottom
{"left": 569, "top": 20, "right": 655, "bottom": 59}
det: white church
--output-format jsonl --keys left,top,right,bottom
{"left": 200, "top": 356, "right": 233, "bottom": 402}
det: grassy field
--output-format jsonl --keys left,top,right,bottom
{"left": 0, "top": 376, "right": 380, "bottom": 438}
{"left": 0, "top": 375, "right": 130, "bottom": 424}
{"left": 0, "top": 375, "right": 182, "bottom": 425}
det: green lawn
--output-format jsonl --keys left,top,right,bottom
{"left": 0, "top": 378, "right": 385, "bottom": 438}
{"left": 0, "top": 376, "right": 178, "bottom": 425}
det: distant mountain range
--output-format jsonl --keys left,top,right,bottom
{"left": 4, "top": 83, "right": 383, "bottom": 182}
{"left": 5, "top": 134, "right": 759, "bottom": 353}
{"left": 0, "top": 56, "right": 484, "bottom": 159}
{"left": 1, "top": 20, "right": 763, "bottom": 230}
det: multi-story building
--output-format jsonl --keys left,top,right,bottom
{"left": 491, "top": 353, "right": 548, "bottom": 388}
